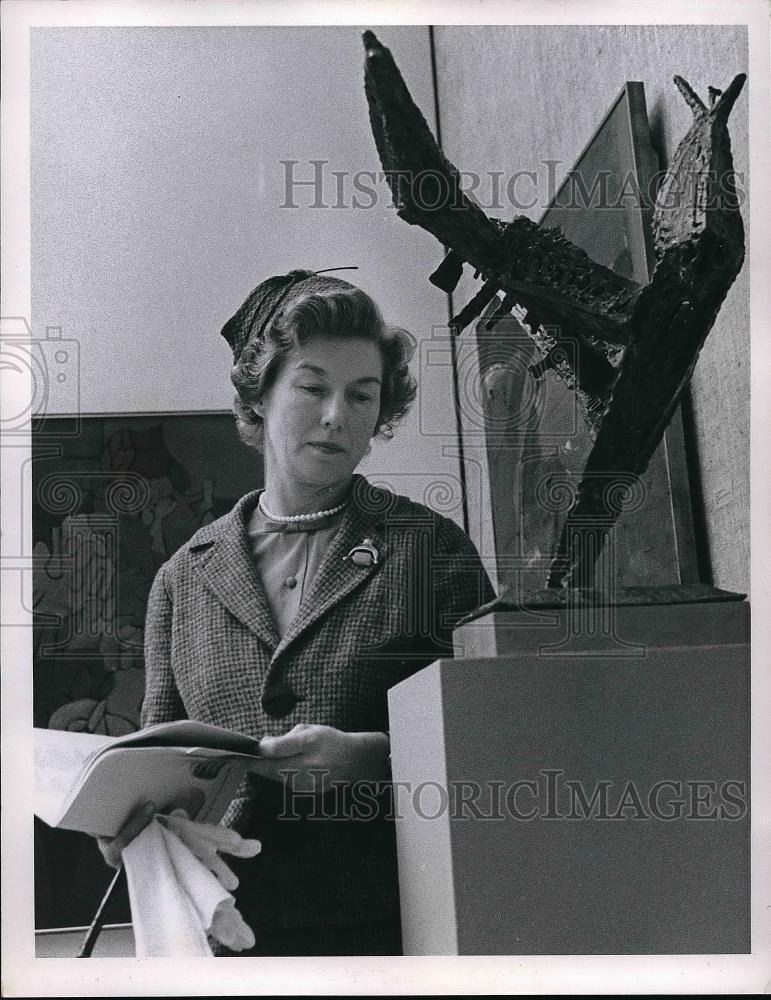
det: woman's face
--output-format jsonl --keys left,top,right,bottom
{"left": 255, "top": 335, "right": 383, "bottom": 492}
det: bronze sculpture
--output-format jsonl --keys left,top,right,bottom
{"left": 362, "top": 30, "right": 746, "bottom": 594}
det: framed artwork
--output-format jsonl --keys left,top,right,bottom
{"left": 470, "top": 82, "right": 699, "bottom": 597}
{"left": 32, "top": 412, "right": 262, "bottom": 931}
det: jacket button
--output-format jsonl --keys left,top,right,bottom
{"left": 261, "top": 680, "right": 301, "bottom": 718}
{"left": 283, "top": 575, "right": 297, "bottom": 588}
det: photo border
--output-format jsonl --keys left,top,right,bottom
{"left": 2, "top": 1, "right": 769, "bottom": 994}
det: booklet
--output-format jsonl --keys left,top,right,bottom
{"left": 34, "top": 720, "right": 264, "bottom": 838}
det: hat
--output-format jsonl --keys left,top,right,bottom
{"left": 220, "top": 267, "right": 359, "bottom": 363}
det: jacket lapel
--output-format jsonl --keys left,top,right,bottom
{"left": 190, "top": 490, "right": 281, "bottom": 652}
{"left": 270, "top": 476, "right": 387, "bottom": 664}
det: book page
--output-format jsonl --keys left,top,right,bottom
{"left": 33, "top": 729, "right": 114, "bottom": 827}
{"left": 90, "top": 719, "right": 263, "bottom": 756}
{"left": 59, "top": 747, "right": 247, "bottom": 837}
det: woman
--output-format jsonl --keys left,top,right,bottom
{"left": 103, "top": 268, "right": 495, "bottom": 955}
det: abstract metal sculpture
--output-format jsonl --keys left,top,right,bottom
{"left": 362, "top": 30, "right": 746, "bottom": 591}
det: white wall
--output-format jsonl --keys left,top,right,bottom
{"left": 31, "top": 26, "right": 466, "bottom": 523}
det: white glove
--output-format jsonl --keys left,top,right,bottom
{"left": 164, "top": 813, "right": 260, "bottom": 952}
{"left": 209, "top": 898, "right": 256, "bottom": 952}
{"left": 160, "top": 809, "right": 261, "bottom": 892}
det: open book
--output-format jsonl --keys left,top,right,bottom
{"left": 34, "top": 721, "right": 264, "bottom": 838}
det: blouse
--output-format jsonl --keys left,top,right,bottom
{"left": 246, "top": 498, "right": 345, "bottom": 638}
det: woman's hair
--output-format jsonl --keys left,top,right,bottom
{"left": 231, "top": 284, "right": 417, "bottom": 453}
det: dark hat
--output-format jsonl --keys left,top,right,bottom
{"left": 221, "top": 267, "right": 359, "bottom": 363}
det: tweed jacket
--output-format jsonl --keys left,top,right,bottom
{"left": 141, "top": 473, "right": 494, "bottom": 930}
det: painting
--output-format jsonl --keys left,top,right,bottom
{"left": 471, "top": 82, "right": 700, "bottom": 597}
{"left": 33, "top": 412, "right": 262, "bottom": 930}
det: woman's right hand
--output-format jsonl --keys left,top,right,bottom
{"left": 96, "top": 801, "right": 157, "bottom": 869}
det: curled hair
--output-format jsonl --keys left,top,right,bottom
{"left": 231, "top": 285, "right": 417, "bottom": 453}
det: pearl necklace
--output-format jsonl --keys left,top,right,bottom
{"left": 258, "top": 493, "right": 347, "bottom": 523}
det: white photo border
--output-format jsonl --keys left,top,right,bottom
{"left": 2, "top": 0, "right": 769, "bottom": 995}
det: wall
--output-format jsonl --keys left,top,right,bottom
{"left": 30, "top": 26, "right": 466, "bottom": 524}
{"left": 31, "top": 25, "right": 751, "bottom": 585}
{"left": 432, "top": 25, "right": 750, "bottom": 592}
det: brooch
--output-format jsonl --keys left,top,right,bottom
{"left": 344, "top": 537, "right": 380, "bottom": 567}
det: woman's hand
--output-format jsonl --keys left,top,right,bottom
{"left": 96, "top": 801, "right": 157, "bottom": 869}
{"left": 250, "top": 724, "right": 390, "bottom": 795}
{"left": 96, "top": 788, "right": 205, "bottom": 868}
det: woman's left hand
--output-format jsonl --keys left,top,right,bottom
{"left": 250, "top": 724, "right": 390, "bottom": 794}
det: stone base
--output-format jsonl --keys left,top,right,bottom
{"left": 453, "top": 585, "right": 748, "bottom": 659}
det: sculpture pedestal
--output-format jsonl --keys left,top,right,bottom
{"left": 387, "top": 596, "right": 749, "bottom": 955}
